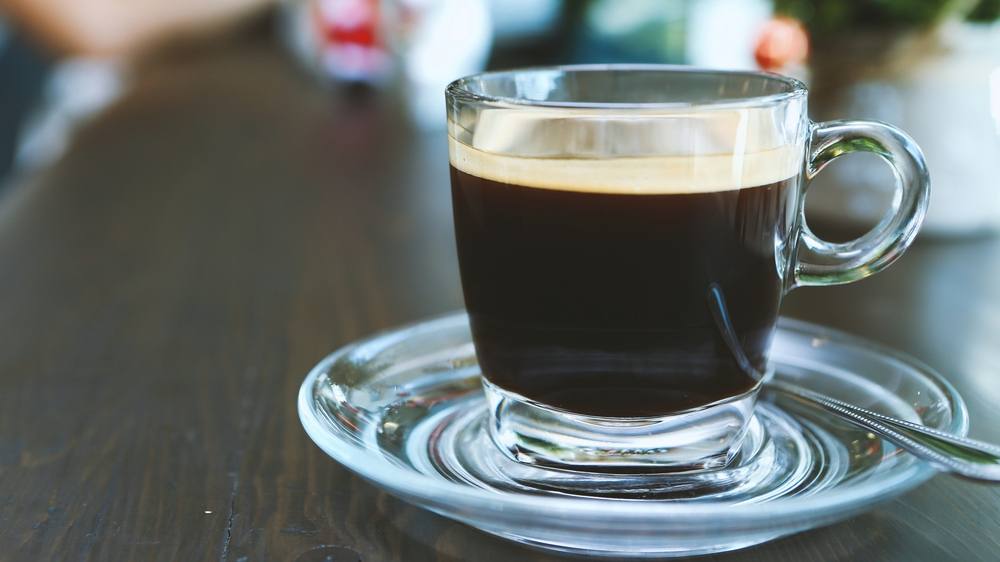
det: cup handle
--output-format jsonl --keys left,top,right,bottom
{"left": 792, "top": 120, "right": 930, "bottom": 289}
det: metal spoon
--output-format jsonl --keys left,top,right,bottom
{"left": 706, "top": 283, "right": 1000, "bottom": 484}
{"left": 766, "top": 379, "right": 1000, "bottom": 483}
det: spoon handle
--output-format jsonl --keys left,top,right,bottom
{"left": 769, "top": 380, "right": 1000, "bottom": 483}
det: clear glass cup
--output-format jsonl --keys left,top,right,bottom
{"left": 446, "top": 65, "right": 929, "bottom": 471}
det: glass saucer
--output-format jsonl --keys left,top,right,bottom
{"left": 297, "top": 313, "right": 968, "bottom": 558}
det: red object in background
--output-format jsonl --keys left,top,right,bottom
{"left": 754, "top": 17, "right": 809, "bottom": 71}
{"left": 312, "top": 0, "right": 390, "bottom": 81}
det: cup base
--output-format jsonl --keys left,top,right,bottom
{"left": 483, "top": 379, "right": 759, "bottom": 472}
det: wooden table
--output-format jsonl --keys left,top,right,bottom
{"left": 3, "top": 35, "right": 999, "bottom": 562}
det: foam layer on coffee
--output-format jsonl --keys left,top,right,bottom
{"left": 449, "top": 138, "right": 801, "bottom": 194}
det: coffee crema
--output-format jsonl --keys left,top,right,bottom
{"left": 451, "top": 140, "right": 801, "bottom": 418}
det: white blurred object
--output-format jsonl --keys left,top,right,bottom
{"left": 280, "top": 0, "right": 392, "bottom": 84}
{"left": 686, "top": 0, "right": 771, "bottom": 69}
{"left": 16, "top": 58, "right": 125, "bottom": 171}
{"left": 317, "top": 0, "right": 391, "bottom": 82}
{"left": 488, "top": 0, "right": 560, "bottom": 44}
{"left": 809, "top": 22, "right": 1000, "bottom": 236}
{"left": 386, "top": 0, "right": 491, "bottom": 130}
{"left": 281, "top": 0, "right": 490, "bottom": 128}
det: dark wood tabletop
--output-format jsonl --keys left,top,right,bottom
{"left": 2, "top": 34, "right": 999, "bottom": 562}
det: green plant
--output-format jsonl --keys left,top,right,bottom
{"left": 967, "top": 0, "right": 1000, "bottom": 20}
{"left": 773, "top": 0, "right": 996, "bottom": 40}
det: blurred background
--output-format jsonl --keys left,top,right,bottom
{"left": 0, "top": 0, "right": 998, "bottom": 234}
{"left": 5, "top": 4, "right": 1000, "bottom": 560}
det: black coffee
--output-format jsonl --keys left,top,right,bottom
{"left": 451, "top": 156, "right": 797, "bottom": 418}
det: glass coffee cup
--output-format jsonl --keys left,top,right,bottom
{"left": 446, "top": 66, "right": 929, "bottom": 471}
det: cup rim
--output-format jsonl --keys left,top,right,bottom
{"left": 446, "top": 64, "right": 807, "bottom": 111}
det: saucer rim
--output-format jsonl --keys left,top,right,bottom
{"left": 298, "top": 311, "right": 969, "bottom": 524}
